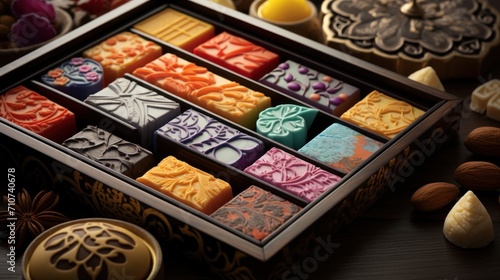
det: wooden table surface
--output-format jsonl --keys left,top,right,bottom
{"left": 2, "top": 1, "right": 500, "bottom": 279}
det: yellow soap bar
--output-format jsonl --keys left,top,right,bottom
{"left": 133, "top": 8, "right": 215, "bottom": 52}
{"left": 137, "top": 156, "right": 233, "bottom": 215}
{"left": 190, "top": 81, "right": 271, "bottom": 129}
{"left": 83, "top": 32, "right": 162, "bottom": 85}
{"left": 341, "top": 90, "right": 425, "bottom": 139}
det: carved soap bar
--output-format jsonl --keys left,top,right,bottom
{"left": 210, "top": 185, "right": 301, "bottom": 241}
{"left": 190, "top": 81, "right": 271, "bottom": 129}
{"left": 260, "top": 60, "right": 360, "bottom": 116}
{"left": 298, "top": 122, "right": 384, "bottom": 173}
{"left": 0, "top": 86, "right": 76, "bottom": 144}
{"left": 41, "top": 57, "right": 104, "bottom": 101}
{"left": 193, "top": 31, "right": 280, "bottom": 80}
{"left": 63, "top": 126, "right": 155, "bottom": 178}
{"left": 244, "top": 147, "right": 341, "bottom": 202}
{"left": 341, "top": 90, "right": 426, "bottom": 139}
{"left": 83, "top": 32, "right": 162, "bottom": 85}
{"left": 256, "top": 104, "right": 318, "bottom": 149}
{"left": 84, "top": 78, "right": 181, "bottom": 148}
{"left": 133, "top": 53, "right": 229, "bottom": 99}
{"left": 470, "top": 79, "right": 500, "bottom": 121}
{"left": 137, "top": 156, "right": 233, "bottom": 215}
{"left": 134, "top": 53, "right": 271, "bottom": 129}
{"left": 133, "top": 8, "right": 215, "bottom": 52}
{"left": 156, "top": 109, "right": 265, "bottom": 170}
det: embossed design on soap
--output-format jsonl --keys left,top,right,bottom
{"left": 193, "top": 31, "right": 280, "bottom": 79}
{"left": 190, "top": 81, "right": 271, "bottom": 129}
{"left": 133, "top": 8, "right": 215, "bottom": 51}
{"left": 323, "top": 0, "right": 495, "bottom": 58}
{"left": 63, "top": 126, "right": 155, "bottom": 178}
{"left": 470, "top": 79, "right": 500, "bottom": 121}
{"left": 41, "top": 57, "right": 104, "bottom": 101}
{"left": 256, "top": 104, "right": 318, "bottom": 149}
{"left": 133, "top": 53, "right": 225, "bottom": 99}
{"left": 137, "top": 156, "right": 233, "bottom": 215}
{"left": 31, "top": 221, "right": 152, "bottom": 280}
{"left": 298, "top": 122, "right": 384, "bottom": 173}
{"left": 0, "top": 86, "right": 76, "bottom": 143}
{"left": 83, "top": 31, "right": 162, "bottom": 85}
{"left": 340, "top": 90, "right": 425, "bottom": 139}
{"left": 260, "top": 60, "right": 360, "bottom": 116}
{"left": 157, "top": 109, "right": 265, "bottom": 170}
{"left": 244, "top": 147, "right": 342, "bottom": 202}
{"left": 84, "top": 78, "right": 181, "bottom": 148}
{"left": 210, "top": 185, "right": 301, "bottom": 241}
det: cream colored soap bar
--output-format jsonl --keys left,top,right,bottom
{"left": 443, "top": 191, "right": 494, "bottom": 249}
{"left": 470, "top": 79, "right": 500, "bottom": 121}
{"left": 137, "top": 156, "right": 233, "bottom": 215}
{"left": 341, "top": 90, "right": 426, "bottom": 139}
{"left": 133, "top": 8, "right": 215, "bottom": 52}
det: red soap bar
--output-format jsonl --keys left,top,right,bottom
{"left": 193, "top": 32, "right": 280, "bottom": 80}
{"left": 0, "top": 86, "right": 76, "bottom": 143}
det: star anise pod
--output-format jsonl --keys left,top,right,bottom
{"left": 0, "top": 188, "right": 70, "bottom": 249}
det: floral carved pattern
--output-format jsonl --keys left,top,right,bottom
{"left": 324, "top": 0, "right": 497, "bottom": 58}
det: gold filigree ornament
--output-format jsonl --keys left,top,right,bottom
{"left": 22, "top": 218, "right": 164, "bottom": 280}
{"left": 0, "top": 188, "right": 69, "bottom": 249}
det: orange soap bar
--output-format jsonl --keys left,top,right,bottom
{"left": 133, "top": 8, "right": 215, "bottom": 52}
{"left": 341, "top": 90, "right": 426, "bottom": 139}
{"left": 83, "top": 31, "right": 162, "bottom": 85}
{"left": 193, "top": 31, "right": 280, "bottom": 80}
{"left": 133, "top": 53, "right": 229, "bottom": 99}
{"left": 0, "top": 86, "right": 76, "bottom": 144}
{"left": 137, "top": 156, "right": 233, "bottom": 215}
{"left": 191, "top": 81, "right": 271, "bottom": 129}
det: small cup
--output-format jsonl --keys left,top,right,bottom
{"left": 22, "top": 218, "right": 164, "bottom": 280}
{"left": 249, "top": 0, "right": 321, "bottom": 42}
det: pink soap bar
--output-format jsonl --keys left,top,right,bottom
{"left": 83, "top": 32, "right": 162, "bottom": 85}
{"left": 0, "top": 86, "right": 76, "bottom": 143}
{"left": 244, "top": 147, "right": 341, "bottom": 202}
{"left": 193, "top": 32, "right": 280, "bottom": 80}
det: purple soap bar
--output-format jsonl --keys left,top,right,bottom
{"left": 156, "top": 109, "right": 265, "bottom": 170}
{"left": 84, "top": 78, "right": 181, "bottom": 148}
{"left": 260, "top": 60, "right": 360, "bottom": 116}
{"left": 244, "top": 147, "right": 341, "bottom": 202}
{"left": 41, "top": 57, "right": 104, "bottom": 101}
{"left": 62, "top": 125, "right": 155, "bottom": 178}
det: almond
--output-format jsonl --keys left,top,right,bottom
{"left": 464, "top": 126, "right": 500, "bottom": 157}
{"left": 454, "top": 161, "right": 500, "bottom": 191}
{"left": 410, "top": 182, "right": 460, "bottom": 212}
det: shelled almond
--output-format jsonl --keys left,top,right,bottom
{"left": 454, "top": 161, "right": 500, "bottom": 191}
{"left": 464, "top": 126, "right": 500, "bottom": 158}
{"left": 410, "top": 182, "right": 460, "bottom": 212}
